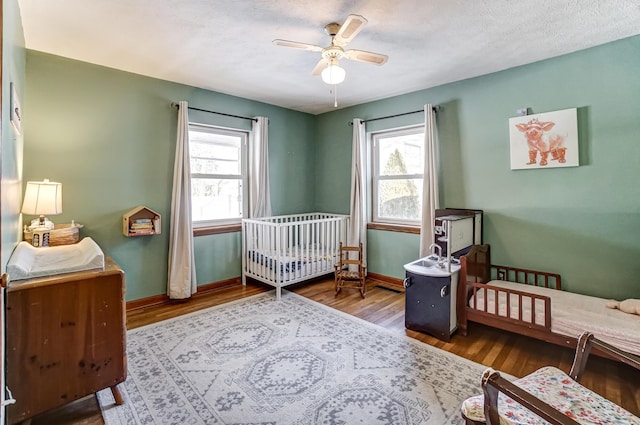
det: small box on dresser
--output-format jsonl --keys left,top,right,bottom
{"left": 23, "top": 222, "right": 83, "bottom": 246}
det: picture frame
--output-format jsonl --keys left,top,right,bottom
{"left": 509, "top": 108, "right": 578, "bottom": 170}
{"left": 10, "top": 82, "right": 22, "bottom": 135}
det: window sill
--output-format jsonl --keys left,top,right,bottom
{"left": 193, "top": 223, "right": 241, "bottom": 237}
{"left": 367, "top": 222, "right": 420, "bottom": 234}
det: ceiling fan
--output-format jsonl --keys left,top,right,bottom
{"left": 273, "top": 14, "right": 388, "bottom": 85}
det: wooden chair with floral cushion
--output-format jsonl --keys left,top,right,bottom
{"left": 334, "top": 242, "right": 366, "bottom": 298}
{"left": 460, "top": 332, "right": 640, "bottom": 424}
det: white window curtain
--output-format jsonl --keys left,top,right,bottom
{"left": 348, "top": 119, "right": 367, "bottom": 268}
{"left": 250, "top": 116, "right": 272, "bottom": 218}
{"left": 419, "top": 104, "right": 440, "bottom": 257}
{"left": 168, "top": 100, "right": 197, "bottom": 299}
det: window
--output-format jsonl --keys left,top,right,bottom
{"left": 189, "top": 123, "right": 248, "bottom": 227}
{"left": 371, "top": 125, "right": 424, "bottom": 225}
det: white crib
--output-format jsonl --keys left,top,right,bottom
{"left": 242, "top": 212, "right": 349, "bottom": 299}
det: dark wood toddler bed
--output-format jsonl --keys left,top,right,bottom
{"left": 457, "top": 244, "right": 640, "bottom": 359}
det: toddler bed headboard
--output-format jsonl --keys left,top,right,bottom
{"left": 459, "top": 244, "right": 561, "bottom": 289}
{"left": 459, "top": 244, "right": 491, "bottom": 285}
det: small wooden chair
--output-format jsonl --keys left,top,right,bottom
{"left": 334, "top": 242, "right": 366, "bottom": 298}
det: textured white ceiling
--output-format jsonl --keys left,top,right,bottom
{"left": 17, "top": 0, "right": 640, "bottom": 115}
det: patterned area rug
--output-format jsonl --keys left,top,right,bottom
{"left": 98, "top": 291, "right": 487, "bottom": 424}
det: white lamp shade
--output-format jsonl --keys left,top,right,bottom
{"left": 321, "top": 64, "right": 346, "bottom": 85}
{"left": 21, "top": 179, "right": 63, "bottom": 216}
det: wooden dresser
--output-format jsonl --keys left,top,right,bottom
{"left": 6, "top": 258, "right": 126, "bottom": 424}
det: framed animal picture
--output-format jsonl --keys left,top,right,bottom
{"left": 508, "top": 108, "right": 579, "bottom": 170}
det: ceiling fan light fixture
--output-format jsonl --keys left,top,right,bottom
{"left": 321, "top": 63, "right": 345, "bottom": 85}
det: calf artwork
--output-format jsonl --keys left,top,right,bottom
{"left": 509, "top": 108, "right": 579, "bottom": 170}
{"left": 516, "top": 119, "right": 566, "bottom": 166}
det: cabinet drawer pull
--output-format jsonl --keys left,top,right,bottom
{"left": 3, "top": 386, "right": 16, "bottom": 406}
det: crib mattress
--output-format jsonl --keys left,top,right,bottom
{"left": 7, "top": 237, "right": 105, "bottom": 281}
{"left": 470, "top": 280, "right": 640, "bottom": 356}
{"left": 248, "top": 248, "right": 333, "bottom": 269}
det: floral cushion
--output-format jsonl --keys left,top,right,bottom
{"left": 461, "top": 366, "right": 640, "bottom": 424}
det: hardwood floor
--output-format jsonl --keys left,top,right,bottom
{"left": 27, "top": 278, "right": 640, "bottom": 424}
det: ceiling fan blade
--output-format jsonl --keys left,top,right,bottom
{"left": 333, "top": 14, "right": 367, "bottom": 46}
{"left": 272, "top": 39, "right": 323, "bottom": 52}
{"left": 344, "top": 49, "right": 388, "bottom": 65}
{"left": 311, "top": 58, "right": 329, "bottom": 76}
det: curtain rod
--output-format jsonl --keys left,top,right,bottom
{"left": 348, "top": 105, "right": 440, "bottom": 126}
{"left": 172, "top": 102, "right": 257, "bottom": 122}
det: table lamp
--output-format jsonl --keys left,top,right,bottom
{"left": 21, "top": 179, "right": 62, "bottom": 229}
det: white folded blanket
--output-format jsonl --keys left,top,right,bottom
{"left": 7, "top": 237, "right": 105, "bottom": 281}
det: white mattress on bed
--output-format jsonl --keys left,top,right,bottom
{"left": 247, "top": 248, "right": 333, "bottom": 282}
{"left": 471, "top": 280, "right": 640, "bottom": 356}
{"left": 7, "top": 237, "right": 105, "bottom": 281}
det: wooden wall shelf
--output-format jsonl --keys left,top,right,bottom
{"left": 123, "top": 206, "right": 161, "bottom": 237}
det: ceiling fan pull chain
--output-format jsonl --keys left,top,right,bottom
{"left": 334, "top": 84, "right": 338, "bottom": 108}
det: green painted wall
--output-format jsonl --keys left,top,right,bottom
{"left": 316, "top": 36, "right": 640, "bottom": 300}
{"left": 2, "top": 0, "right": 26, "bottom": 271}
{"left": 24, "top": 51, "right": 316, "bottom": 300}
{"left": 22, "top": 36, "right": 640, "bottom": 301}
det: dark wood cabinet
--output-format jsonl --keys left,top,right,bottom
{"left": 6, "top": 258, "right": 126, "bottom": 424}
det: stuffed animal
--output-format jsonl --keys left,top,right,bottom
{"left": 606, "top": 298, "right": 640, "bottom": 316}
